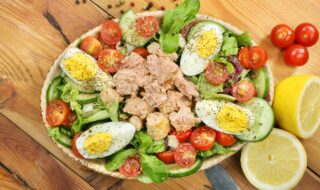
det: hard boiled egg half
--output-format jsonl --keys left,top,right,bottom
{"left": 76, "top": 122, "right": 135, "bottom": 159}
{"left": 180, "top": 23, "right": 223, "bottom": 76}
{"left": 60, "top": 47, "right": 113, "bottom": 92}
{"left": 195, "top": 100, "right": 255, "bottom": 134}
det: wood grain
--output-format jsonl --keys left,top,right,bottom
{"left": 0, "top": 0, "right": 119, "bottom": 189}
{"left": 0, "top": 165, "right": 30, "bottom": 190}
{"left": 0, "top": 114, "right": 94, "bottom": 189}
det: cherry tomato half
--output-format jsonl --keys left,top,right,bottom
{"left": 238, "top": 46, "right": 268, "bottom": 69}
{"left": 231, "top": 80, "right": 256, "bottom": 102}
{"left": 216, "top": 131, "right": 237, "bottom": 147}
{"left": 174, "top": 143, "right": 197, "bottom": 167}
{"left": 295, "top": 23, "right": 319, "bottom": 47}
{"left": 170, "top": 129, "right": 192, "bottom": 143}
{"left": 156, "top": 150, "right": 175, "bottom": 164}
{"left": 62, "top": 112, "right": 77, "bottom": 128}
{"left": 270, "top": 24, "right": 295, "bottom": 48}
{"left": 283, "top": 44, "right": 309, "bottom": 66}
{"left": 46, "top": 100, "right": 70, "bottom": 127}
{"left": 132, "top": 47, "right": 150, "bottom": 58}
{"left": 71, "top": 132, "right": 83, "bottom": 159}
{"left": 98, "top": 49, "right": 124, "bottom": 74}
{"left": 135, "top": 16, "right": 159, "bottom": 37}
{"left": 119, "top": 157, "right": 142, "bottom": 177}
{"left": 100, "top": 20, "right": 122, "bottom": 45}
{"left": 190, "top": 126, "right": 216, "bottom": 151}
{"left": 79, "top": 36, "right": 102, "bottom": 59}
{"left": 204, "top": 62, "right": 229, "bottom": 85}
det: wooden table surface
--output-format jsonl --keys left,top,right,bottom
{"left": 0, "top": 0, "right": 319, "bottom": 189}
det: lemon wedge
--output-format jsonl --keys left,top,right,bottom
{"left": 273, "top": 75, "right": 320, "bottom": 138}
{"left": 241, "top": 128, "right": 307, "bottom": 190}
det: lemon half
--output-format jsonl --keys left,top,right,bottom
{"left": 273, "top": 75, "right": 320, "bottom": 138}
{"left": 241, "top": 128, "right": 307, "bottom": 190}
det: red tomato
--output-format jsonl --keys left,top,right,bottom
{"left": 238, "top": 46, "right": 268, "bottom": 69}
{"left": 100, "top": 20, "right": 122, "bottom": 45}
{"left": 174, "top": 143, "right": 197, "bottom": 167}
{"left": 270, "top": 24, "right": 295, "bottom": 48}
{"left": 283, "top": 44, "right": 309, "bottom": 66}
{"left": 204, "top": 62, "right": 228, "bottom": 85}
{"left": 216, "top": 131, "right": 237, "bottom": 147}
{"left": 71, "top": 132, "right": 83, "bottom": 159}
{"left": 190, "top": 126, "right": 216, "bottom": 151}
{"left": 231, "top": 80, "right": 256, "bottom": 102}
{"left": 156, "top": 150, "right": 175, "bottom": 164}
{"left": 46, "top": 100, "right": 70, "bottom": 127}
{"left": 295, "top": 23, "right": 319, "bottom": 47}
{"left": 119, "top": 157, "right": 142, "bottom": 177}
{"left": 98, "top": 49, "right": 124, "bottom": 74}
{"left": 79, "top": 36, "right": 102, "bottom": 59}
{"left": 170, "top": 129, "right": 192, "bottom": 143}
{"left": 132, "top": 47, "right": 150, "bottom": 58}
{"left": 135, "top": 16, "right": 159, "bottom": 37}
{"left": 62, "top": 112, "right": 77, "bottom": 128}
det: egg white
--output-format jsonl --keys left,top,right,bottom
{"left": 180, "top": 24, "right": 223, "bottom": 76}
{"left": 76, "top": 121, "right": 136, "bottom": 159}
{"left": 195, "top": 100, "right": 255, "bottom": 135}
{"left": 60, "top": 47, "right": 113, "bottom": 91}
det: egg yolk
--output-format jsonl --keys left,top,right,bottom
{"left": 84, "top": 132, "right": 112, "bottom": 155}
{"left": 215, "top": 105, "right": 249, "bottom": 133}
{"left": 196, "top": 31, "right": 218, "bottom": 58}
{"left": 63, "top": 52, "right": 97, "bottom": 81}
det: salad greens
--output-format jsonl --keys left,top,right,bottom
{"left": 197, "top": 74, "right": 224, "bottom": 98}
{"left": 236, "top": 32, "right": 252, "bottom": 47}
{"left": 160, "top": 0, "right": 200, "bottom": 53}
{"left": 221, "top": 31, "right": 253, "bottom": 56}
{"left": 140, "top": 153, "right": 169, "bottom": 183}
{"left": 198, "top": 142, "right": 235, "bottom": 158}
{"left": 105, "top": 149, "right": 137, "bottom": 171}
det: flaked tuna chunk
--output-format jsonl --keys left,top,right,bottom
{"left": 169, "top": 106, "right": 200, "bottom": 131}
{"left": 159, "top": 91, "right": 191, "bottom": 114}
{"left": 123, "top": 97, "right": 152, "bottom": 119}
{"left": 113, "top": 69, "right": 139, "bottom": 96}
{"left": 173, "top": 71, "right": 199, "bottom": 99}
{"left": 147, "top": 42, "right": 178, "bottom": 61}
{"left": 146, "top": 112, "right": 170, "bottom": 140}
{"left": 143, "top": 80, "right": 168, "bottom": 108}
{"left": 146, "top": 55, "right": 179, "bottom": 84}
{"left": 100, "top": 87, "right": 123, "bottom": 104}
{"left": 122, "top": 52, "right": 146, "bottom": 69}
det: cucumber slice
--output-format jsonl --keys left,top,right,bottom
{"left": 76, "top": 93, "right": 99, "bottom": 105}
{"left": 119, "top": 10, "right": 152, "bottom": 47}
{"left": 188, "top": 21, "right": 226, "bottom": 42}
{"left": 46, "top": 76, "right": 62, "bottom": 103}
{"left": 251, "top": 67, "right": 269, "bottom": 99}
{"left": 236, "top": 97, "right": 274, "bottom": 142}
{"left": 168, "top": 159, "right": 203, "bottom": 178}
{"left": 83, "top": 110, "right": 109, "bottom": 125}
{"left": 55, "top": 133, "right": 72, "bottom": 148}
{"left": 59, "top": 126, "right": 72, "bottom": 138}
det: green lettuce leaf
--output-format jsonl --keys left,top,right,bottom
{"left": 140, "top": 153, "right": 169, "bottom": 183}
{"left": 236, "top": 32, "right": 252, "bottom": 47}
{"left": 198, "top": 142, "right": 235, "bottom": 158}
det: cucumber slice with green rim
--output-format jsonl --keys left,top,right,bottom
{"left": 236, "top": 97, "right": 275, "bottom": 142}
{"left": 168, "top": 159, "right": 203, "bottom": 178}
{"left": 187, "top": 21, "right": 226, "bottom": 42}
{"left": 251, "top": 67, "right": 269, "bottom": 99}
{"left": 59, "top": 126, "right": 72, "bottom": 138}
{"left": 76, "top": 93, "right": 99, "bottom": 105}
{"left": 119, "top": 10, "right": 152, "bottom": 47}
{"left": 46, "top": 76, "right": 62, "bottom": 103}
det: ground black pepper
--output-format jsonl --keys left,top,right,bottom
{"left": 75, "top": 0, "right": 80, "bottom": 5}
{"left": 160, "top": 5, "right": 165, "bottom": 10}
{"left": 82, "top": 0, "right": 86, "bottom": 3}
{"left": 120, "top": 10, "right": 125, "bottom": 14}
{"left": 144, "top": 2, "right": 154, "bottom": 10}
{"left": 130, "top": 2, "right": 135, "bottom": 7}
{"left": 107, "top": 4, "right": 112, "bottom": 9}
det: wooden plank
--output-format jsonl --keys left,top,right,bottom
{"left": 0, "top": 0, "right": 119, "bottom": 189}
{"left": 301, "top": 129, "right": 320, "bottom": 175}
{"left": 0, "top": 165, "right": 30, "bottom": 190}
{"left": 0, "top": 114, "right": 94, "bottom": 189}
